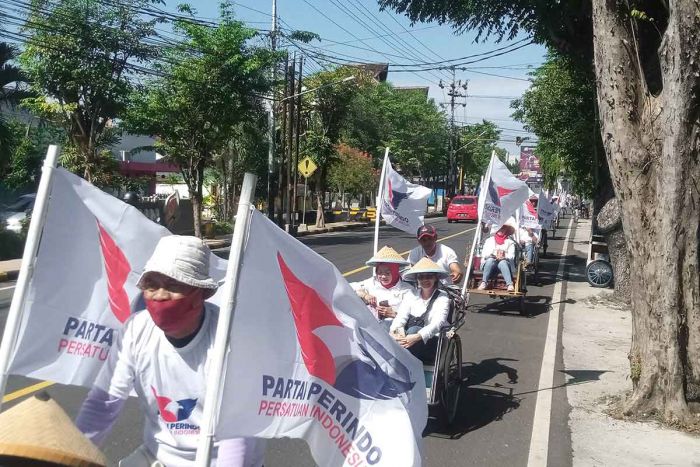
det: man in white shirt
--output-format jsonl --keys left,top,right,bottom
{"left": 77, "top": 236, "right": 263, "bottom": 466}
{"left": 479, "top": 223, "right": 517, "bottom": 291}
{"left": 408, "top": 224, "right": 463, "bottom": 285}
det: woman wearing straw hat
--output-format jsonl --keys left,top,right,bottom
{"left": 389, "top": 257, "right": 450, "bottom": 362}
{"left": 75, "top": 235, "right": 262, "bottom": 467}
{"left": 351, "top": 246, "right": 413, "bottom": 330}
{"left": 480, "top": 219, "right": 518, "bottom": 291}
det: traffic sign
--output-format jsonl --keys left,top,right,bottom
{"left": 298, "top": 157, "right": 318, "bottom": 178}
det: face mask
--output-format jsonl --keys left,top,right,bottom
{"left": 145, "top": 288, "right": 204, "bottom": 336}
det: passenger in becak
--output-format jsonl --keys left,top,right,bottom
{"left": 408, "top": 224, "right": 463, "bottom": 285}
{"left": 76, "top": 235, "right": 263, "bottom": 466}
{"left": 479, "top": 220, "right": 517, "bottom": 292}
{"left": 350, "top": 246, "right": 413, "bottom": 330}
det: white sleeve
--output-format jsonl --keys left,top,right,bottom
{"left": 481, "top": 238, "right": 494, "bottom": 259}
{"left": 390, "top": 295, "right": 412, "bottom": 333}
{"left": 350, "top": 277, "right": 371, "bottom": 292}
{"left": 408, "top": 248, "right": 421, "bottom": 265}
{"left": 443, "top": 246, "right": 459, "bottom": 266}
{"left": 94, "top": 318, "right": 136, "bottom": 400}
{"left": 417, "top": 294, "right": 450, "bottom": 343}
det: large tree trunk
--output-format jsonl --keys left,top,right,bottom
{"left": 592, "top": 0, "right": 700, "bottom": 423}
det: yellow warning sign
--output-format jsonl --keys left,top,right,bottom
{"left": 298, "top": 157, "right": 318, "bottom": 178}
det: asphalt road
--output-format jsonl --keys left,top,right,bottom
{"left": 0, "top": 216, "right": 574, "bottom": 466}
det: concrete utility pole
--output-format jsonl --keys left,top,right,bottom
{"left": 439, "top": 66, "right": 467, "bottom": 197}
{"left": 266, "top": 0, "right": 278, "bottom": 220}
{"left": 291, "top": 55, "right": 303, "bottom": 234}
{"left": 284, "top": 52, "right": 296, "bottom": 232}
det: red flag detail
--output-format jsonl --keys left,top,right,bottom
{"left": 496, "top": 186, "right": 516, "bottom": 198}
{"left": 526, "top": 200, "right": 537, "bottom": 216}
{"left": 277, "top": 253, "right": 342, "bottom": 386}
{"left": 97, "top": 220, "right": 132, "bottom": 323}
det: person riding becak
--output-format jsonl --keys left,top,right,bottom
{"left": 408, "top": 225, "right": 463, "bottom": 285}
{"left": 479, "top": 219, "right": 518, "bottom": 292}
{"left": 390, "top": 257, "right": 450, "bottom": 362}
{"left": 351, "top": 246, "right": 413, "bottom": 330}
{"left": 76, "top": 235, "right": 263, "bottom": 467}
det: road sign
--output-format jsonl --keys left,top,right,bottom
{"left": 298, "top": 157, "right": 318, "bottom": 178}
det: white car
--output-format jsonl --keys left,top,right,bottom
{"left": 1, "top": 194, "right": 36, "bottom": 233}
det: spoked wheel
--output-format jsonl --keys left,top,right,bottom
{"left": 587, "top": 260, "right": 613, "bottom": 287}
{"left": 440, "top": 336, "right": 462, "bottom": 426}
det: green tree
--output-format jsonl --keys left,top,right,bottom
{"left": 1, "top": 120, "right": 66, "bottom": 189}
{"left": 327, "top": 143, "right": 377, "bottom": 207}
{"left": 19, "top": 0, "right": 161, "bottom": 183}
{"left": 379, "top": 0, "right": 699, "bottom": 426}
{"left": 455, "top": 120, "right": 502, "bottom": 187}
{"left": 0, "top": 42, "right": 30, "bottom": 152}
{"left": 511, "top": 52, "right": 602, "bottom": 197}
{"left": 126, "top": 3, "right": 276, "bottom": 237}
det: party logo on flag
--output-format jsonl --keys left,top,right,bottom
{"left": 97, "top": 220, "right": 132, "bottom": 324}
{"left": 278, "top": 253, "right": 414, "bottom": 401}
{"left": 387, "top": 179, "right": 408, "bottom": 210}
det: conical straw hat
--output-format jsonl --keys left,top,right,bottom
{"left": 403, "top": 257, "right": 449, "bottom": 279}
{"left": 0, "top": 392, "right": 107, "bottom": 467}
{"left": 366, "top": 246, "right": 410, "bottom": 266}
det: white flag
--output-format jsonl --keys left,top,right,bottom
{"left": 216, "top": 210, "right": 427, "bottom": 466}
{"left": 480, "top": 154, "right": 530, "bottom": 228}
{"left": 8, "top": 168, "right": 227, "bottom": 386}
{"left": 380, "top": 158, "right": 432, "bottom": 234}
{"left": 519, "top": 198, "right": 541, "bottom": 230}
{"left": 537, "top": 192, "right": 559, "bottom": 221}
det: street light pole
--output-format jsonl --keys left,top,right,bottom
{"left": 266, "top": 0, "right": 278, "bottom": 221}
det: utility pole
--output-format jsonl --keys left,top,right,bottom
{"left": 439, "top": 66, "right": 467, "bottom": 197}
{"left": 291, "top": 56, "right": 303, "bottom": 234}
{"left": 266, "top": 0, "right": 278, "bottom": 221}
{"left": 284, "top": 52, "right": 296, "bottom": 232}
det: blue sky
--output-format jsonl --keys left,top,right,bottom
{"left": 176, "top": 0, "right": 546, "bottom": 157}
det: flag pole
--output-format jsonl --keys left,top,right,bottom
{"left": 461, "top": 175, "right": 486, "bottom": 298}
{"left": 373, "top": 148, "right": 390, "bottom": 255}
{"left": 0, "top": 145, "right": 60, "bottom": 409}
{"left": 196, "top": 172, "right": 257, "bottom": 466}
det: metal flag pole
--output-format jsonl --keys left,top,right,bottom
{"left": 373, "top": 147, "right": 390, "bottom": 255}
{"left": 0, "top": 145, "right": 60, "bottom": 410}
{"left": 196, "top": 173, "right": 257, "bottom": 466}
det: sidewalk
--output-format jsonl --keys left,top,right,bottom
{"left": 563, "top": 220, "right": 700, "bottom": 466}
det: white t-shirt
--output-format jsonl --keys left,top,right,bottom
{"left": 481, "top": 236, "right": 516, "bottom": 261}
{"left": 408, "top": 244, "right": 459, "bottom": 284}
{"left": 95, "top": 304, "right": 263, "bottom": 467}
{"left": 390, "top": 289, "right": 450, "bottom": 342}
{"left": 350, "top": 276, "right": 414, "bottom": 323}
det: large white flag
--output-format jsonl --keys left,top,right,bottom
{"left": 216, "top": 210, "right": 427, "bottom": 466}
{"left": 537, "top": 192, "right": 559, "bottom": 221}
{"left": 7, "top": 168, "right": 227, "bottom": 386}
{"left": 480, "top": 154, "right": 530, "bottom": 228}
{"left": 380, "top": 158, "right": 432, "bottom": 234}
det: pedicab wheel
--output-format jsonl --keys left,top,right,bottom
{"left": 586, "top": 260, "right": 613, "bottom": 288}
{"left": 440, "top": 336, "right": 462, "bottom": 426}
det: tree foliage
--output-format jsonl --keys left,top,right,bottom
{"left": 455, "top": 120, "right": 502, "bottom": 186}
{"left": 327, "top": 144, "right": 377, "bottom": 202}
{"left": 126, "top": 3, "right": 275, "bottom": 236}
{"left": 0, "top": 42, "right": 31, "bottom": 152}
{"left": 19, "top": 0, "right": 161, "bottom": 182}
{"left": 511, "top": 52, "right": 601, "bottom": 196}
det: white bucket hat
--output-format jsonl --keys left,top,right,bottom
{"left": 137, "top": 236, "right": 218, "bottom": 294}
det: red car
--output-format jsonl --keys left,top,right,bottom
{"left": 447, "top": 195, "right": 478, "bottom": 223}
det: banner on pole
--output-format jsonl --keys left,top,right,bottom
{"left": 215, "top": 210, "right": 427, "bottom": 466}
{"left": 480, "top": 154, "right": 530, "bottom": 228}
{"left": 379, "top": 159, "right": 431, "bottom": 234}
{"left": 7, "top": 169, "right": 227, "bottom": 387}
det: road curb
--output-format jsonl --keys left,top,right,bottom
{"left": 0, "top": 284, "right": 15, "bottom": 307}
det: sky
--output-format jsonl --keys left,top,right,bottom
{"left": 172, "top": 0, "right": 546, "bottom": 158}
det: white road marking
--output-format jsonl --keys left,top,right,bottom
{"left": 527, "top": 220, "right": 573, "bottom": 467}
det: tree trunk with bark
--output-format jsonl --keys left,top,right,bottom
{"left": 592, "top": 0, "right": 700, "bottom": 423}
{"left": 596, "top": 197, "right": 630, "bottom": 302}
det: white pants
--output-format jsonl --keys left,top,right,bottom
{"left": 119, "top": 445, "right": 164, "bottom": 467}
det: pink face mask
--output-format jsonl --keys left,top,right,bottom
{"left": 145, "top": 288, "right": 204, "bottom": 336}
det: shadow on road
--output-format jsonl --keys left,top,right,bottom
{"left": 468, "top": 295, "right": 551, "bottom": 318}
{"left": 425, "top": 358, "right": 521, "bottom": 439}
{"left": 512, "top": 369, "right": 609, "bottom": 397}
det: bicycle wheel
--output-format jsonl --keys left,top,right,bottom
{"left": 587, "top": 260, "right": 613, "bottom": 287}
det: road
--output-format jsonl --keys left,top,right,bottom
{"left": 0, "top": 216, "right": 574, "bottom": 466}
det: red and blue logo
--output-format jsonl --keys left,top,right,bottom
{"left": 277, "top": 253, "right": 414, "bottom": 400}
{"left": 487, "top": 179, "right": 516, "bottom": 207}
{"left": 387, "top": 179, "right": 408, "bottom": 210}
{"left": 151, "top": 386, "right": 198, "bottom": 422}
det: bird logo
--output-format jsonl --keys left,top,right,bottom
{"left": 387, "top": 179, "right": 408, "bottom": 210}
{"left": 151, "top": 386, "right": 198, "bottom": 423}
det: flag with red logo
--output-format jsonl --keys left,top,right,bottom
{"left": 380, "top": 157, "right": 432, "bottom": 234}
{"left": 6, "top": 168, "right": 227, "bottom": 386}
{"left": 519, "top": 193, "right": 541, "bottom": 230}
{"left": 480, "top": 154, "right": 530, "bottom": 228}
{"left": 537, "top": 191, "right": 559, "bottom": 222}
{"left": 215, "top": 210, "right": 427, "bottom": 466}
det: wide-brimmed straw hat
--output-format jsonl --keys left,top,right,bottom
{"left": 137, "top": 235, "right": 218, "bottom": 297}
{"left": 366, "top": 246, "right": 410, "bottom": 267}
{"left": 0, "top": 393, "right": 107, "bottom": 467}
{"left": 403, "top": 257, "right": 449, "bottom": 280}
